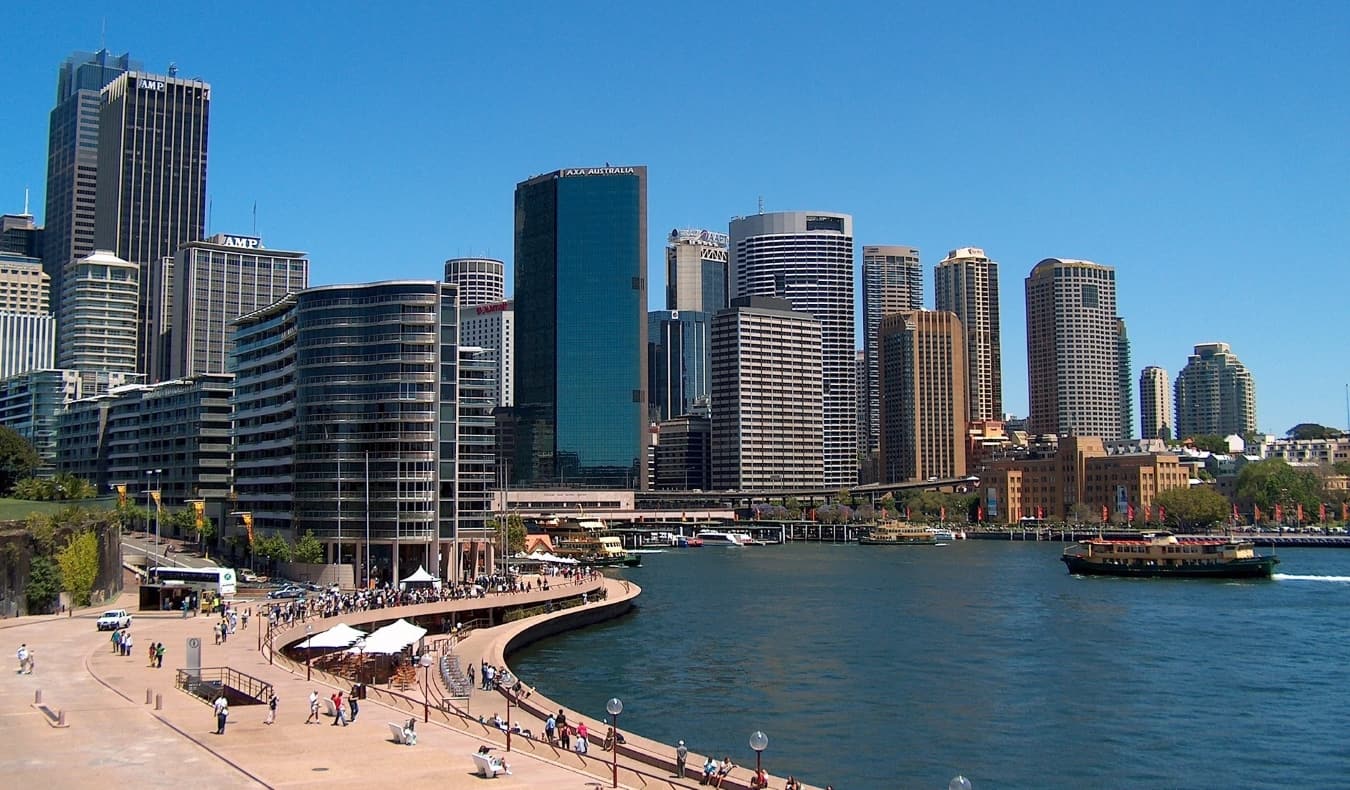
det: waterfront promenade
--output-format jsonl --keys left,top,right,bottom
{"left": 0, "top": 576, "right": 804, "bottom": 789}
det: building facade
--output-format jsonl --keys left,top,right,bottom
{"left": 651, "top": 415, "right": 711, "bottom": 491}
{"left": 0, "top": 369, "right": 134, "bottom": 471}
{"left": 935, "top": 247, "right": 1002, "bottom": 422}
{"left": 665, "top": 228, "right": 729, "bottom": 313}
{"left": 1117, "top": 319, "right": 1134, "bottom": 440}
{"left": 94, "top": 70, "right": 210, "bottom": 378}
{"left": 710, "top": 296, "right": 823, "bottom": 490}
{"left": 232, "top": 281, "right": 482, "bottom": 584}
{"left": 861, "top": 245, "right": 922, "bottom": 458}
{"left": 1139, "top": 366, "right": 1172, "bottom": 441}
{"left": 57, "top": 249, "right": 139, "bottom": 374}
{"left": 1174, "top": 342, "right": 1258, "bottom": 438}
{"left": 513, "top": 166, "right": 647, "bottom": 488}
{"left": 1025, "top": 258, "right": 1125, "bottom": 440}
{"left": 730, "top": 211, "right": 855, "bottom": 486}
{"left": 444, "top": 258, "right": 505, "bottom": 307}
{"left": 1, "top": 213, "right": 43, "bottom": 260}
{"left": 0, "top": 252, "right": 55, "bottom": 380}
{"left": 878, "top": 310, "right": 968, "bottom": 483}
{"left": 458, "top": 300, "right": 514, "bottom": 408}
{"left": 43, "top": 49, "right": 138, "bottom": 311}
{"left": 168, "top": 233, "right": 309, "bottom": 379}
{"left": 647, "top": 309, "right": 711, "bottom": 421}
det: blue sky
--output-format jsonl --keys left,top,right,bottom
{"left": 5, "top": 1, "right": 1348, "bottom": 436}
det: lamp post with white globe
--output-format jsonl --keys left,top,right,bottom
{"left": 606, "top": 697, "right": 623, "bottom": 788}
{"left": 949, "top": 775, "right": 973, "bottom": 790}
{"left": 749, "top": 730, "right": 768, "bottom": 787}
{"left": 419, "top": 654, "right": 433, "bottom": 723}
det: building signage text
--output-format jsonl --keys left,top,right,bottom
{"left": 138, "top": 79, "right": 166, "bottom": 91}
{"left": 475, "top": 301, "right": 510, "bottom": 316}
{"left": 219, "top": 235, "right": 263, "bottom": 250}
{"left": 561, "top": 167, "right": 637, "bottom": 177}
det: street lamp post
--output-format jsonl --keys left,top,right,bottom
{"left": 419, "top": 654, "right": 434, "bottom": 723}
{"left": 749, "top": 730, "right": 768, "bottom": 787}
{"left": 606, "top": 697, "right": 623, "bottom": 788}
{"left": 147, "top": 469, "right": 162, "bottom": 555}
{"left": 304, "top": 624, "right": 313, "bottom": 681}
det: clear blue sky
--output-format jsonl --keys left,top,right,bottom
{"left": 5, "top": 1, "right": 1348, "bottom": 436}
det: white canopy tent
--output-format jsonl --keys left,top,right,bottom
{"left": 400, "top": 565, "right": 437, "bottom": 585}
{"left": 526, "top": 551, "right": 579, "bottom": 565}
{"left": 297, "top": 623, "right": 366, "bottom": 649}
{"left": 350, "top": 618, "right": 428, "bottom": 655}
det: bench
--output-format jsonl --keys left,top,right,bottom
{"left": 389, "top": 722, "right": 408, "bottom": 744}
{"left": 471, "top": 752, "right": 507, "bottom": 778}
{"left": 323, "top": 697, "right": 338, "bottom": 717}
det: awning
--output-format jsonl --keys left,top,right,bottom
{"left": 350, "top": 618, "right": 428, "bottom": 655}
{"left": 527, "top": 551, "right": 580, "bottom": 565}
{"left": 400, "top": 565, "right": 437, "bottom": 584}
{"left": 297, "top": 623, "right": 366, "bottom": 649}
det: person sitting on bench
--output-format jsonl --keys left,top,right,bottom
{"left": 402, "top": 718, "right": 417, "bottom": 746}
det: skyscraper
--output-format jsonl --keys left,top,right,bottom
{"left": 710, "top": 296, "right": 823, "bottom": 490}
{"left": 1139, "top": 366, "right": 1172, "bottom": 441}
{"left": 444, "top": 258, "right": 505, "bottom": 307}
{"left": 1, "top": 212, "right": 43, "bottom": 259}
{"left": 1025, "top": 258, "right": 1125, "bottom": 440}
{"left": 935, "top": 247, "right": 1002, "bottom": 422}
{"left": 513, "top": 166, "right": 647, "bottom": 488}
{"left": 57, "top": 249, "right": 139, "bottom": 374}
{"left": 878, "top": 310, "right": 968, "bottom": 483}
{"left": 95, "top": 69, "right": 209, "bottom": 379}
{"left": 861, "top": 245, "right": 921, "bottom": 458}
{"left": 647, "top": 310, "right": 711, "bottom": 421}
{"left": 458, "top": 300, "right": 514, "bottom": 407}
{"left": 0, "top": 253, "right": 55, "bottom": 380}
{"left": 169, "top": 233, "right": 309, "bottom": 378}
{"left": 1117, "top": 318, "right": 1134, "bottom": 440}
{"left": 730, "top": 211, "right": 856, "bottom": 486}
{"left": 1174, "top": 342, "right": 1257, "bottom": 438}
{"left": 43, "top": 50, "right": 138, "bottom": 313}
{"left": 665, "top": 229, "right": 729, "bottom": 312}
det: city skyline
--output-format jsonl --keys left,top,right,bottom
{"left": 3, "top": 2, "right": 1347, "bottom": 435}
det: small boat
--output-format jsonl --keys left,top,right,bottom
{"left": 1061, "top": 531, "right": 1278, "bottom": 579}
{"left": 674, "top": 535, "right": 704, "bottom": 548}
{"left": 859, "top": 522, "right": 939, "bottom": 546}
{"left": 695, "top": 530, "right": 755, "bottom": 546}
{"left": 926, "top": 526, "right": 958, "bottom": 542}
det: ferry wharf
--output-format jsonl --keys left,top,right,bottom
{"left": 0, "top": 575, "right": 817, "bottom": 789}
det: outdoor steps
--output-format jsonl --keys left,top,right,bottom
{"left": 439, "top": 654, "right": 472, "bottom": 698}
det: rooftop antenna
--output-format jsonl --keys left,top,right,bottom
{"left": 23, "top": 187, "right": 30, "bottom": 215}
{"left": 168, "top": 62, "right": 178, "bottom": 77}
{"left": 757, "top": 195, "right": 764, "bottom": 214}
{"left": 252, "top": 201, "right": 257, "bottom": 236}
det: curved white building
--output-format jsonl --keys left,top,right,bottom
{"left": 58, "top": 249, "right": 139, "bottom": 373}
{"left": 444, "top": 257, "right": 505, "bottom": 307}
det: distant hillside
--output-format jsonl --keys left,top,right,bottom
{"left": 0, "top": 497, "right": 117, "bottom": 523}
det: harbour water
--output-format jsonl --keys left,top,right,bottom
{"left": 510, "top": 540, "right": 1350, "bottom": 789}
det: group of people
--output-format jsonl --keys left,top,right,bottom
{"left": 15, "top": 643, "right": 34, "bottom": 674}
{"left": 144, "top": 641, "right": 166, "bottom": 668}
{"left": 110, "top": 627, "right": 134, "bottom": 656}
{"left": 701, "top": 755, "right": 736, "bottom": 787}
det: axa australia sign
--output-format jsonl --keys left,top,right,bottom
{"left": 560, "top": 167, "right": 638, "bottom": 177}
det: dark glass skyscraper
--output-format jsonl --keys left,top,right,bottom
{"left": 513, "top": 166, "right": 647, "bottom": 488}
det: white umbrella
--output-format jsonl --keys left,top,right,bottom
{"left": 297, "top": 623, "right": 366, "bottom": 649}
{"left": 349, "top": 618, "right": 427, "bottom": 654}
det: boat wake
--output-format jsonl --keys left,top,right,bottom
{"left": 1273, "top": 573, "right": 1350, "bottom": 583}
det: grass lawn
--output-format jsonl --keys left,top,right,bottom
{"left": 0, "top": 497, "right": 117, "bottom": 521}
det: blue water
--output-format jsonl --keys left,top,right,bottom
{"left": 509, "top": 541, "right": 1350, "bottom": 789}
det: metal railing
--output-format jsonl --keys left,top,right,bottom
{"left": 175, "top": 667, "right": 273, "bottom": 705}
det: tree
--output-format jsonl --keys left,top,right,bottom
{"left": 1154, "top": 486, "right": 1230, "bottom": 530}
{"left": 1184, "top": 435, "right": 1230, "bottom": 454}
{"left": 292, "top": 529, "right": 324, "bottom": 564}
{"left": 11, "top": 473, "right": 97, "bottom": 501}
{"left": 26, "top": 555, "right": 63, "bottom": 614}
{"left": 493, "top": 513, "right": 526, "bottom": 554}
{"left": 1236, "top": 458, "right": 1322, "bottom": 512}
{"left": 0, "top": 425, "right": 41, "bottom": 494}
{"left": 1287, "top": 423, "right": 1343, "bottom": 440}
{"left": 1333, "top": 460, "right": 1350, "bottom": 477}
{"left": 56, "top": 530, "right": 100, "bottom": 607}
{"left": 252, "top": 533, "right": 292, "bottom": 568}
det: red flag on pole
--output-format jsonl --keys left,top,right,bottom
{"left": 1037, "top": 506, "right": 1043, "bottom": 520}
{"left": 905, "top": 507, "right": 911, "bottom": 520}
{"left": 1275, "top": 504, "right": 1284, "bottom": 523}
{"left": 1127, "top": 504, "right": 1135, "bottom": 523}
{"left": 1254, "top": 504, "right": 1263, "bottom": 523}
{"left": 1101, "top": 505, "right": 1108, "bottom": 523}
{"left": 1297, "top": 503, "right": 1304, "bottom": 523}
{"left": 977, "top": 506, "right": 984, "bottom": 522}
{"left": 1159, "top": 505, "right": 1166, "bottom": 522}
{"left": 1319, "top": 503, "right": 1326, "bottom": 523}
{"left": 940, "top": 506, "right": 946, "bottom": 522}
{"left": 1233, "top": 504, "right": 1239, "bottom": 522}
{"left": 1343, "top": 502, "right": 1349, "bottom": 522}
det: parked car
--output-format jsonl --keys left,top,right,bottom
{"left": 97, "top": 609, "right": 132, "bottom": 630}
{"left": 267, "top": 585, "right": 306, "bottom": 599}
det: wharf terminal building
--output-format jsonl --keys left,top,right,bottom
{"left": 230, "top": 281, "right": 494, "bottom": 586}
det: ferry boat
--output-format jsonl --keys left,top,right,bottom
{"left": 1060, "top": 531, "right": 1278, "bottom": 579}
{"left": 927, "top": 526, "right": 958, "bottom": 542}
{"left": 859, "top": 522, "right": 939, "bottom": 546}
{"left": 695, "top": 530, "right": 756, "bottom": 546}
{"left": 552, "top": 533, "right": 642, "bottom": 567}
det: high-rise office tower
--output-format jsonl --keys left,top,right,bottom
{"left": 666, "top": 229, "right": 729, "bottom": 312}
{"left": 1117, "top": 318, "right": 1134, "bottom": 440}
{"left": 513, "top": 166, "right": 647, "bottom": 488}
{"left": 169, "top": 233, "right": 309, "bottom": 378}
{"left": 57, "top": 249, "right": 140, "bottom": 374}
{"left": 444, "top": 258, "right": 505, "bottom": 307}
{"left": 1025, "top": 258, "right": 1125, "bottom": 440}
{"left": 935, "top": 247, "right": 1003, "bottom": 422}
{"left": 42, "top": 50, "right": 138, "bottom": 313}
{"left": 1174, "top": 342, "right": 1257, "bottom": 438}
{"left": 95, "top": 69, "right": 209, "bottom": 379}
{"left": 730, "top": 211, "right": 856, "bottom": 487}
{"left": 648, "top": 310, "right": 711, "bottom": 421}
{"left": 1139, "top": 366, "right": 1172, "bottom": 441}
{"left": 0, "top": 253, "right": 55, "bottom": 380}
{"left": 861, "top": 245, "right": 921, "bottom": 457}
{"left": 458, "top": 300, "right": 514, "bottom": 407}
{"left": 1, "top": 212, "right": 43, "bottom": 259}
{"left": 878, "top": 310, "right": 968, "bottom": 483}
{"left": 710, "top": 296, "right": 823, "bottom": 490}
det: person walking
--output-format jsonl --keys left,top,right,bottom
{"left": 148, "top": 642, "right": 157, "bottom": 667}
{"left": 676, "top": 739, "right": 688, "bottom": 778}
{"left": 348, "top": 684, "right": 359, "bottom": 722}
{"left": 265, "top": 693, "right": 277, "bottom": 725}
{"left": 306, "top": 690, "right": 320, "bottom": 724}
{"left": 111, "top": 629, "right": 121, "bottom": 654}
{"left": 330, "top": 691, "right": 347, "bottom": 726}
{"left": 213, "top": 694, "right": 229, "bottom": 735}
{"left": 122, "top": 630, "right": 133, "bottom": 657}
{"left": 16, "top": 644, "right": 31, "bottom": 674}
{"left": 155, "top": 642, "right": 165, "bottom": 668}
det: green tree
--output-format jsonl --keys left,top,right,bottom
{"left": 1185, "top": 435, "right": 1231, "bottom": 454}
{"left": 0, "top": 425, "right": 41, "bottom": 494}
{"left": 1333, "top": 460, "right": 1350, "bottom": 477}
{"left": 252, "top": 533, "right": 292, "bottom": 568}
{"left": 56, "top": 530, "right": 100, "bottom": 607}
{"left": 1236, "top": 458, "right": 1322, "bottom": 511}
{"left": 26, "top": 555, "right": 63, "bottom": 614}
{"left": 1154, "top": 486, "right": 1230, "bottom": 530}
{"left": 1287, "top": 423, "right": 1343, "bottom": 440}
{"left": 292, "top": 529, "right": 324, "bottom": 564}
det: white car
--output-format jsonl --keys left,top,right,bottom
{"left": 96, "top": 609, "right": 132, "bottom": 631}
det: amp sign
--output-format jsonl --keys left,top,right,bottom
{"left": 217, "top": 234, "right": 263, "bottom": 250}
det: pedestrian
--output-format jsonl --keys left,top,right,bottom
{"left": 466, "top": 663, "right": 475, "bottom": 687}
{"left": 155, "top": 642, "right": 165, "bottom": 668}
{"left": 544, "top": 713, "right": 556, "bottom": 744}
{"left": 265, "top": 693, "right": 277, "bottom": 725}
{"left": 306, "top": 690, "right": 320, "bottom": 724}
{"left": 331, "top": 691, "right": 346, "bottom": 726}
{"left": 148, "top": 642, "right": 156, "bottom": 667}
{"left": 348, "top": 684, "right": 359, "bottom": 722}
{"left": 213, "top": 622, "right": 221, "bottom": 645}
{"left": 576, "top": 721, "right": 589, "bottom": 754}
{"left": 676, "top": 739, "right": 688, "bottom": 778}
{"left": 122, "top": 630, "right": 133, "bottom": 657}
{"left": 559, "top": 721, "right": 571, "bottom": 751}
{"left": 213, "top": 693, "right": 229, "bottom": 735}
{"left": 17, "top": 643, "right": 28, "bottom": 674}
{"left": 111, "top": 629, "right": 121, "bottom": 654}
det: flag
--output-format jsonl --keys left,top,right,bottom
{"left": 1101, "top": 505, "right": 1108, "bottom": 523}
{"left": 1343, "top": 502, "right": 1349, "bottom": 522}
{"left": 150, "top": 490, "right": 162, "bottom": 510}
{"left": 1297, "top": 503, "right": 1304, "bottom": 523}
{"left": 116, "top": 484, "right": 127, "bottom": 507}
{"left": 192, "top": 500, "right": 205, "bottom": 529}
{"left": 1159, "top": 505, "right": 1166, "bottom": 522}
{"left": 977, "top": 505, "right": 984, "bottom": 522}
{"left": 940, "top": 506, "right": 946, "bottom": 522}
{"left": 1319, "top": 503, "right": 1326, "bottom": 523}
{"left": 905, "top": 507, "right": 911, "bottom": 520}
{"left": 242, "top": 512, "right": 254, "bottom": 545}
{"left": 1254, "top": 505, "right": 1263, "bottom": 523}
{"left": 1145, "top": 504, "right": 1152, "bottom": 522}
{"left": 1127, "top": 504, "right": 1135, "bottom": 523}
{"left": 1233, "top": 504, "right": 1239, "bottom": 522}
{"left": 1275, "top": 504, "right": 1284, "bottom": 523}
{"left": 1037, "top": 506, "right": 1044, "bottom": 520}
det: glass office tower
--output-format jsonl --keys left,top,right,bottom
{"left": 513, "top": 166, "right": 647, "bottom": 488}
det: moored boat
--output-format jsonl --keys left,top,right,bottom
{"left": 695, "top": 530, "right": 755, "bottom": 546}
{"left": 553, "top": 533, "right": 642, "bottom": 567}
{"left": 859, "top": 522, "right": 939, "bottom": 546}
{"left": 1060, "top": 531, "right": 1278, "bottom": 579}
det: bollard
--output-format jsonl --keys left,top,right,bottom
{"left": 34, "top": 689, "right": 42, "bottom": 705}
{"left": 57, "top": 710, "right": 66, "bottom": 726}
{"left": 155, "top": 693, "right": 162, "bottom": 710}
{"left": 146, "top": 688, "right": 153, "bottom": 704}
